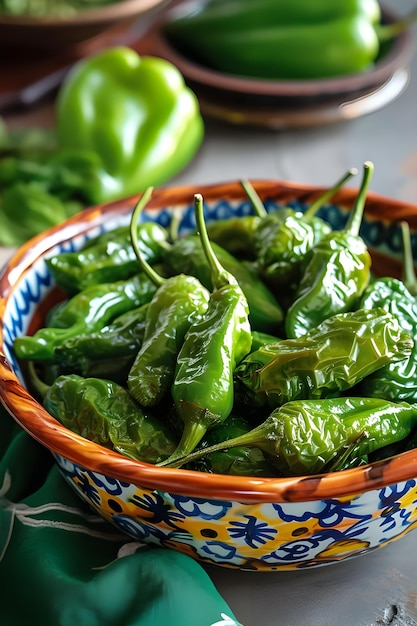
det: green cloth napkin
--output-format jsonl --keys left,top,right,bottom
{"left": 0, "top": 403, "right": 242, "bottom": 626}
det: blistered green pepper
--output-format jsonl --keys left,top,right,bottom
{"left": 46, "top": 220, "right": 169, "bottom": 294}
{"left": 53, "top": 304, "right": 149, "bottom": 383}
{"left": 56, "top": 47, "right": 204, "bottom": 204}
{"left": 285, "top": 162, "right": 373, "bottom": 338}
{"left": 162, "top": 234, "right": 284, "bottom": 334}
{"left": 205, "top": 215, "right": 261, "bottom": 260}
{"left": 356, "top": 221, "right": 417, "bottom": 402}
{"left": 36, "top": 372, "right": 177, "bottom": 464}
{"left": 165, "top": 0, "right": 415, "bottom": 80}
{"left": 160, "top": 193, "right": 252, "bottom": 465}
{"left": 243, "top": 169, "right": 356, "bottom": 289}
{"left": 235, "top": 307, "right": 413, "bottom": 410}
{"left": 127, "top": 188, "right": 210, "bottom": 407}
{"left": 14, "top": 272, "right": 157, "bottom": 361}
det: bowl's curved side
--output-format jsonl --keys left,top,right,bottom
{"left": 2, "top": 180, "right": 417, "bottom": 509}
{"left": 54, "top": 451, "right": 417, "bottom": 571}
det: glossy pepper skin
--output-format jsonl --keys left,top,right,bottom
{"left": 53, "top": 304, "right": 149, "bottom": 383}
{"left": 205, "top": 215, "right": 261, "bottom": 260}
{"left": 56, "top": 47, "right": 204, "bottom": 204}
{"left": 165, "top": 0, "right": 382, "bottom": 80}
{"left": 42, "top": 374, "right": 177, "bottom": 464}
{"left": 285, "top": 162, "right": 373, "bottom": 338}
{"left": 160, "top": 193, "right": 252, "bottom": 465}
{"left": 13, "top": 272, "right": 157, "bottom": 361}
{"left": 46, "top": 221, "right": 168, "bottom": 294}
{"left": 127, "top": 188, "right": 210, "bottom": 407}
{"left": 162, "top": 234, "right": 284, "bottom": 334}
{"left": 356, "top": 223, "right": 417, "bottom": 402}
{"left": 235, "top": 307, "right": 413, "bottom": 410}
{"left": 165, "top": 397, "right": 417, "bottom": 476}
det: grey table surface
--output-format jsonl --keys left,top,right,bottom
{"left": 3, "top": 1, "right": 417, "bottom": 624}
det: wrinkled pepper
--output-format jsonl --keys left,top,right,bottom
{"left": 162, "top": 234, "right": 284, "bottom": 334}
{"left": 53, "top": 304, "right": 149, "bottom": 383}
{"left": 46, "top": 220, "right": 169, "bottom": 294}
{"left": 14, "top": 272, "right": 157, "bottom": 361}
{"left": 56, "top": 47, "right": 204, "bottom": 203}
{"left": 164, "top": 0, "right": 414, "bottom": 80}
{"left": 31, "top": 370, "right": 177, "bottom": 464}
{"left": 285, "top": 161, "right": 373, "bottom": 338}
{"left": 165, "top": 397, "right": 417, "bottom": 476}
{"left": 235, "top": 307, "right": 413, "bottom": 410}
{"left": 356, "top": 221, "right": 417, "bottom": 402}
{"left": 243, "top": 169, "right": 356, "bottom": 289}
{"left": 160, "top": 193, "right": 252, "bottom": 465}
{"left": 127, "top": 188, "right": 210, "bottom": 407}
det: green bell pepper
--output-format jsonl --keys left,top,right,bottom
{"left": 56, "top": 47, "right": 204, "bottom": 204}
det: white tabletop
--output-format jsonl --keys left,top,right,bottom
{"left": 3, "top": 2, "right": 417, "bottom": 624}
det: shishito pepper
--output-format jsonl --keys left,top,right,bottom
{"left": 285, "top": 162, "right": 373, "bottom": 338}
{"left": 127, "top": 188, "right": 210, "bottom": 408}
{"left": 160, "top": 193, "right": 252, "bottom": 465}
{"left": 30, "top": 369, "right": 177, "bottom": 464}
{"left": 164, "top": 0, "right": 404, "bottom": 80}
{"left": 235, "top": 307, "right": 413, "bottom": 410}
{"left": 56, "top": 47, "right": 204, "bottom": 204}
{"left": 164, "top": 397, "right": 417, "bottom": 476}
{"left": 46, "top": 220, "right": 169, "bottom": 294}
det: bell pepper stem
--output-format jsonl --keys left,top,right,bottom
{"left": 194, "top": 193, "right": 231, "bottom": 289}
{"left": 344, "top": 161, "right": 374, "bottom": 237}
{"left": 376, "top": 10, "right": 417, "bottom": 43}
{"left": 130, "top": 187, "right": 165, "bottom": 287}
{"left": 400, "top": 220, "right": 417, "bottom": 296}
{"left": 303, "top": 167, "right": 358, "bottom": 218}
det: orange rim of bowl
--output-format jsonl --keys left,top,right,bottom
{"left": 2, "top": 179, "right": 417, "bottom": 505}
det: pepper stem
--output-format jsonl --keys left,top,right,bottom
{"left": 159, "top": 416, "right": 280, "bottom": 469}
{"left": 303, "top": 167, "right": 358, "bottom": 218}
{"left": 400, "top": 221, "right": 417, "bottom": 296}
{"left": 130, "top": 187, "right": 165, "bottom": 287}
{"left": 344, "top": 161, "right": 374, "bottom": 237}
{"left": 240, "top": 179, "right": 268, "bottom": 218}
{"left": 26, "top": 361, "right": 50, "bottom": 401}
{"left": 194, "top": 193, "right": 231, "bottom": 289}
{"left": 376, "top": 10, "right": 417, "bottom": 43}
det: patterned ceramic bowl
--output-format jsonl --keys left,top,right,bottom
{"left": 1, "top": 180, "right": 417, "bottom": 572}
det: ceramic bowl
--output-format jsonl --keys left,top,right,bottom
{"left": 0, "top": 0, "right": 169, "bottom": 51}
{"left": 147, "top": 4, "right": 415, "bottom": 128}
{"left": 1, "top": 180, "right": 417, "bottom": 572}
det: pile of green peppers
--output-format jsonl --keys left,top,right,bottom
{"left": 15, "top": 162, "right": 417, "bottom": 477}
{"left": 165, "top": 0, "right": 417, "bottom": 80}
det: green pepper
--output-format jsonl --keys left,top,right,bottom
{"left": 53, "top": 304, "right": 149, "bottom": 383}
{"left": 46, "top": 221, "right": 169, "bottom": 294}
{"left": 205, "top": 215, "right": 261, "bottom": 260}
{"left": 242, "top": 169, "right": 356, "bottom": 290}
{"left": 56, "top": 47, "right": 204, "bottom": 204}
{"left": 162, "top": 234, "right": 284, "bottom": 334}
{"left": 165, "top": 397, "right": 417, "bottom": 475}
{"left": 189, "top": 414, "right": 276, "bottom": 477}
{"left": 33, "top": 371, "right": 177, "bottom": 464}
{"left": 285, "top": 162, "right": 373, "bottom": 338}
{"left": 14, "top": 271, "right": 157, "bottom": 361}
{"left": 127, "top": 188, "right": 211, "bottom": 407}
{"left": 235, "top": 307, "right": 413, "bottom": 410}
{"left": 356, "top": 221, "right": 417, "bottom": 402}
{"left": 160, "top": 193, "right": 252, "bottom": 465}
{"left": 164, "top": 0, "right": 402, "bottom": 80}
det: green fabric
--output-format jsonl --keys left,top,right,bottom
{"left": 0, "top": 403, "right": 242, "bottom": 626}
